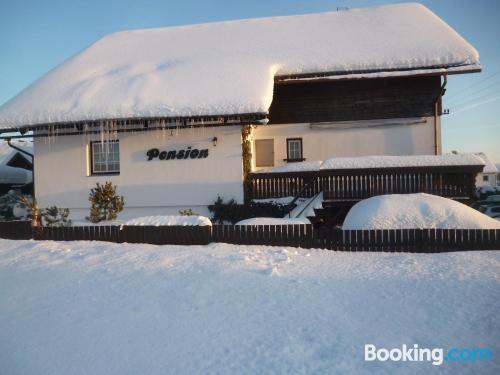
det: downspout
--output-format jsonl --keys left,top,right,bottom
{"left": 6, "top": 138, "right": 35, "bottom": 198}
{"left": 6, "top": 139, "right": 34, "bottom": 160}
{"left": 434, "top": 74, "right": 448, "bottom": 155}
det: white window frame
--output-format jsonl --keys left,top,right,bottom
{"left": 286, "top": 138, "right": 303, "bottom": 162}
{"left": 90, "top": 141, "right": 120, "bottom": 175}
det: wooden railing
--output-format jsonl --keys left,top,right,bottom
{"left": 248, "top": 165, "right": 482, "bottom": 201}
{"left": 320, "top": 165, "right": 481, "bottom": 200}
{"left": 247, "top": 171, "right": 319, "bottom": 199}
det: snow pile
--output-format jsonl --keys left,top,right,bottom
{"left": 0, "top": 3, "right": 480, "bottom": 127}
{"left": 343, "top": 193, "right": 500, "bottom": 229}
{"left": 235, "top": 217, "right": 310, "bottom": 225}
{"left": 321, "top": 154, "right": 484, "bottom": 170}
{"left": 0, "top": 239, "right": 498, "bottom": 374}
{"left": 123, "top": 215, "right": 211, "bottom": 226}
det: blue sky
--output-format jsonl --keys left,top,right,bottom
{"left": 1, "top": 0, "right": 499, "bottom": 162}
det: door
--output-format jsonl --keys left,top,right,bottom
{"left": 255, "top": 139, "right": 274, "bottom": 167}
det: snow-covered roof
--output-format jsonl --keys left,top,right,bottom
{"left": 0, "top": 165, "right": 32, "bottom": 184}
{"left": 257, "top": 154, "right": 485, "bottom": 173}
{"left": 0, "top": 140, "right": 33, "bottom": 165}
{"left": 0, "top": 3, "right": 479, "bottom": 129}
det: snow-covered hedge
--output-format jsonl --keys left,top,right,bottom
{"left": 343, "top": 193, "right": 500, "bottom": 230}
{"left": 123, "top": 215, "right": 212, "bottom": 226}
{"left": 235, "top": 217, "right": 310, "bottom": 226}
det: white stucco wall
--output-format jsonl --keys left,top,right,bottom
{"left": 476, "top": 173, "right": 498, "bottom": 188}
{"left": 34, "top": 126, "right": 244, "bottom": 220}
{"left": 251, "top": 117, "right": 439, "bottom": 170}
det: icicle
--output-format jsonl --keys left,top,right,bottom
{"left": 100, "top": 121, "right": 104, "bottom": 145}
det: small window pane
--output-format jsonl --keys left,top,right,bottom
{"left": 91, "top": 141, "right": 120, "bottom": 174}
{"left": 287, "top": 139, "right": 302, "bottom": 160}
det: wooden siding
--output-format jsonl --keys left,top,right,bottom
{"left": 268, "top": 76, "right": 442, "bottom": 124}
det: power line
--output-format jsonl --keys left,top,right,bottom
{"left": 448, "top": 96, "right": 500, "bottom": 116}
{"left": 445, "top": 79, "right": 500, "bottom": 108}
{"left": 445, "top": 69, "right": 500, "bottom": 101}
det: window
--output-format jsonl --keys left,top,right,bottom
{"left": 483, "top": 175, "right": 489, "bottom": 182}
{"left": 90, "top": 141, "right": 120, "bottom": 175}
{"left": 286, "top": 138, "right": 304, "bottom": 162}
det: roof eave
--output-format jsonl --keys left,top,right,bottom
{"left": 275, "top": 64, "right": 482, "bottom": 83}
{"left": 0, "top": 112, "right": 269, "bottom": 139}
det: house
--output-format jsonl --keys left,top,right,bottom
{"left": 0, "top": 140, "right": 33, "bottom": 195}
{"left": 0, "top": 3, "right": 483, "bottom": 220}
{"left": 473, "top": 153, "right": 498, "bottom": 187}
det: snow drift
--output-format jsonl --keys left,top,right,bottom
{"left": 343, "top": 193, "right": 500, "bottom": 229}
{"left": 0, "top": 3, "right": 480, "bottom": 127}
{"left": 0, "top": 240, "right": 498, "bottom": 374}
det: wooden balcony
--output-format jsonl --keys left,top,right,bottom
{"left": 247, "top": 165, "right": 483, "bottom": 202}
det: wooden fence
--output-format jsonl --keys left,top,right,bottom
{"left": 0, "top": 221, "right": 32, "bottom": 240}
{"left": 248, "top": 165, "right": 481, "bottom": 201}
{"left": 1, "top": 221, "right": 499, "bottom": 252}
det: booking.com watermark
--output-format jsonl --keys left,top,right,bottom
{"left": 365, "top": 344, "right": 491, "bottom": 366}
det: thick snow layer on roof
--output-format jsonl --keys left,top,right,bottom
{"left": 123, "top": 215, "right": 211, "bottom": 226}
{"left": 0, "top": 140, "right": 33, "bottom": 165}
{"left": 473, "top": 152, "right": 498, "bottom": 174}
{"left": 343, "top": 193, "right": 500, "bottom": 229}
{"left": 0, "top": 3, "right": 479, "bottom": 128}
{"left": 258, "top": 154, "right": 485, "bottom": 173}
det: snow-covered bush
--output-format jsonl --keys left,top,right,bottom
{"left": 42, "top": 206, "right": 72, "bottom": 227}
{"left": 87, "top": 182, "right": 125, "bottom": 223}
{"left": 0, "top": 190, "right": 24, "bottom": 220}
{"left": 209, "top": 196, "right": 293, "bottom": 224}
{"left": 124, "top": 215, "right": 211, "bottom": 226}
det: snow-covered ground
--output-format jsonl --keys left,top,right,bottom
{"left": 0, "top": 239, "right": 498, "bottom": 374}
